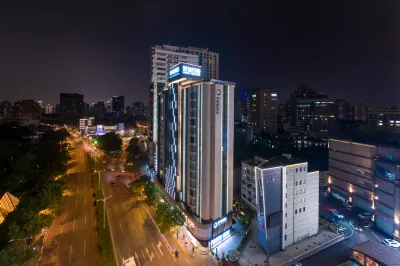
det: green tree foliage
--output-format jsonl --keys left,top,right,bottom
{"left": 155, "top": 203, "right": 185, "bottom": 234}
{"left": 131, "top": 176, "right": 149, "bottom": 195}
{"left": 144, "top": 183, "right": 162, "bottom": 206}
{"left": 98, "top": 133, "right": 122, "bottom": 155}
{"left": 0, "top": 246, "right": 36, "bottom": 266}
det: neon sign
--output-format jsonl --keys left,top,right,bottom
{"left": 182, "top": 65, "right": 201, "bottom": 77}
{"left": 169, "top": 67, "right": 180, "bottom": 78}
{"left": 213, "top": 217, "right": 227, "bottom": 229}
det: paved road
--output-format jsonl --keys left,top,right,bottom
{"left": 35, "top": 141, "right": 98, "bottom": 266}
{"left": 302, "top": 189, "right": 388, "bottom": 266}
{"left": 97, "top": 161, "right": 190, "bottom": 266}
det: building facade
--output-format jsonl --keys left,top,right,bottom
{"left": 353, "top": 103, "right": 369, "bottom": 121}
{"left": 132, "top": 101, "right": 145, "bottom": 116}
{"left": 248, "top": 89, "right": 278, "bottom": 136}
{"left": 368, "top": 108, "right": 400, "bottom": 127}
{"left": 60, "top": 93, "right": 85, "bottom": 123}
{"left": 255, "top": 154, "right": 319, "bottom": 254}
{"left": 112, "top": 95, "right": 125, "bottom": 115}
{"left": 241, "top": 157, "right": 267, "bottom": 209}
{"left": 158, "top": 63, "right": 234, "bottom": 244}
{"left": 328, "top": 139, "right": 400, "bottom": 239}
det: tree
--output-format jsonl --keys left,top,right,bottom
{"left": 98, "top": 133, "right": 122, "bottom": 155}
{"left": 155, "top": 203, "right": 185, "bottom": 234}
{"left": 131, "top": 178, "right": 146, "bottom": 195}
{"left": 144, "top": 183, "right": 162, "bottom": 206}
{"left": 0, "top": 246, "right": 36, "bottom": 266}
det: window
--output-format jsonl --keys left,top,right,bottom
{"left": 299, "top": 208, "right": 302, "bottom": 213}
{"left": 300, "top": 167, "right": 302, "bottom": 172}
{"left": 303, "top": 188, "right": 306, "bottom": 193}
{"left": 285, "top": 213, "right": 287, "bottom": 217}
{"left": 295, "top": 210, "right": 297, "bottom": 214}
{"left": 295, "top": 181, "right": 298, "bottom": 186}
{"left": 285, "top": 203, "right": 287, "bottom": 208}
{"left": 284, "top": 234, "right": 287, "bottom": 241}
{"left": 286, "top": 193, "right": 287, "bottom": 198}
{"left": 303, "top": 207, "right": 305, "bottom": 212}
{"left": 296, "top": 168, "right": 298, "bottom": 173}
{"left": 300, "top": 180, "right": 302, "bottom": 185}
{"left": 303, "top": 167, "right": 306, "bottom": 171}
{"left": 304, "top": 179, "right": 306, "bottom": 184}
{"left": 285, "top": 223, "right": 287, "bottom": 229}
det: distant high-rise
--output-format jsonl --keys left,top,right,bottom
{"left": 125, "top": 106, "right": 133, "bottom": 116}
{"left": 112, "top": 95, "right": 124, "bottom": 115}
{"left": 60, "top": 93, "right": 85, "bottom": 122}
{"left": 336, "top": 99, "right": 349, "bottom": 120}
{"left": 353, "top": 103, "right": 369, "bottom": 121}
{"left": 92, "top": 101, "right": 107, "bottom": 121}
{"left": 45, "top": 104, "right": 53, "bottom": 114}
{"left": 132, "top": 101, "right": 145, "bottom": 116}
{"left": 105, "top": 99, "right": 112, "bottom": 113}
{"left": 0, "top": 101, "right": 12, "bottom": 119}
{"left": 248, "top": 88, "right": 278, "bottom": 136}
{"left": 11, "top": 100, "right": 41, "bottom": 120}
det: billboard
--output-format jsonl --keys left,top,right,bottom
{"left": 168, "top": 63, "right": 202, "bottom": 81}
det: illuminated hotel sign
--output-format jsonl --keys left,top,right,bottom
{"left": 213, "top": 217, "right": 227, "bottom": 229}
{"left": 182, "top": 65, "right": 201, "bottom": 77}
{"left": 168, "top": 63, "right": 202, "bottom": 80}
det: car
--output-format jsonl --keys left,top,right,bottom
{"left": 121, "top": 169, "right": 125, "bottom": 173}
{"left": 103, "top": 160, "right": 106, "bottom": 164}
{"left": 358, "top": 212, "right": 373, "bottom": 220}
{"left": 338, "top": 226, "right": 348, "bottom": 233}
{"left": 320, "top": 213, "right": 336, "bottom": 223}
{"left": 383, "top": 239, "right": 400, "bottom": 248}
{"left": 117, "top": 175, "right": 121, "bottom": 179}
{"left": 359, "top": 221, "right": 373, "bottom": 228}
{"left": 110, "top": 182, "right": 116, "bottom": 187}
{"left": 126, "top": 183, "right": 131, "bottom": 189}
{"left": 349, "top": 220, "right": 363, "bottom": 232}
{"left": 331, "top": 209, "right": 344, "bottom": 219}
{"left": 111, "top": 168, "right": 115, "bottom": 172}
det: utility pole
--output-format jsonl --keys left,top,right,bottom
{"left": 97, "top": 185, "right": 112, "bottom": 228}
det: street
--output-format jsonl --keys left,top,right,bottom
{"left": 98, "top": 155, "right": 191, "bottom": 266}
{"left": 302, "top": 189, "right": 388, "bottom": 266}
{"left": 33, "top": 140, "right": 98, "bottom": 265}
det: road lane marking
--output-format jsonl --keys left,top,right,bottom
{"left": 73, "top": 218, "right": 76, "bottom": 231}
{"left": 135, "top": 252, "right": 141, "bottom": 266}
{"left": 157, "top": 242, "right": 163, "bottom": 256}
{"left": 120, "top": 224, "right": 124, "bottom": 234}
{"left": 77, "top": 188, "right": 79, "bottom": 193}
{"left": 69, "top": 245, "right": 72, "bottom": 263}
{"left": 130, "top": 220, "right": 135, "bottom": 231}
{"left": 84, "top": 240, "right": 86, "bottom": 255}
{"left": 85, "top": 214, "right": 87, "bottom": 224}
{"left": 152, "top": 244, "right": 160, "bottom": 258}
{"left": 114, "top": 204, "right": 117, "bottom": 211}
{"left": 117, "top": 188, "right": 120, "bottom": 192}
{"left": 141, "top": 249, "right": 147, "bottom": 264}
{"left": 145, "top": 247, "right": 153, "bottom": 262}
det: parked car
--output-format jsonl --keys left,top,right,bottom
{"left": 126, "top": 183, "right": 131, "bottom": 189}
{"left": 331, "top": 209, "right": 344, "bottom": 219}
{"left": 359, "top": 220, "right": 373, "bottom": 228}
{"left": 383, "top": 239, "right": 400, "bottom": 248}
{"left": 117, "top": 175, "right": 121, "bottom": 179}
{"left": 338, "top": 226, "right": 348, "bottom": 233}
{"left": 358, "top": 212, "right": 373, "bottom": 220}
{"left": 320, "top": 213, "right": 335, "bottom": 223}
{"left": 110, "top": 182, "right": 116, "bottom": 187}
{"left": 349, "top": 220, "right": 363, "bottom": 232}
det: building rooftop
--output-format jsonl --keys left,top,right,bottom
{"left": 258, "top": 154, "right": 306, "bottom": 169}
{"left": 243, "top": 156, "right": 267, "bottom": 167}
{"left": 350, "top": 240, "right": 400, "bottom": 265}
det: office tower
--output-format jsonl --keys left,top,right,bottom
{"left": 248, "top": 89, "right": 278, "bottom": 136}
{"left": 60, "top": 93, "right": 85, "bottom": 122}
{"left": 132, "top": 101, "right": 145, "bottom": 116}
{"left": 91, "top": 101, "right": 107, "bottom": 121}
{"left": 255, "top": 154, "right": 319, "bottom": 253}
{"left": 368, "top": 107, "right": 400, "bottom": 127}
{"left": 296, "top": 99, "right": 337, "bottom": 136}
{"left": 45, "top": 104, "right": 53, "bottom": 114}
{"left": 158, "top": 63, "right": 234, "bottom": 244}
{"left": 353, "top": 103, "right": 369, "bottom": 121}
{"left": 125, "top": 106, "right": 133, "bottom": 116}
{"left": 37, "top": 101, "right": 43, "bottom": 113}
{"left": 11, "top": 100, "right": 41, "bottom": 120}
{"left": 336, "top": 99, "right": 349, "bottom": 120}
{"left": 176, "top": 46, "right": 219, "bottom": 80}
{"left": 287, "top": 85, "right": 322, "bottom": 126}
{"left": 112, "top": 95, "right": 125, "bottom": 115}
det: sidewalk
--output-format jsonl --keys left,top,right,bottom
{"left": 163, "top": 228, "right": 218, "bottom": 266}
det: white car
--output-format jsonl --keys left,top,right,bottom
{"left": 358, "top": 212, "right": 372, "bottom": 220}
{"left": 383, "top": 239, "right": 400, "bottom": 248}
{"left": 331, "top": 209, "right": 344, "bottom": 219}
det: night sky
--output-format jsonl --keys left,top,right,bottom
{"left": 0, "top": 0, "right": 399, "bottom": 107}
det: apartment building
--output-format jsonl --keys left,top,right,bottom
{"left": 255, "top": 154, "right": 319, "bottom": 254}
{"left": 241, "top": 157, "right": 267, "bottom": 209}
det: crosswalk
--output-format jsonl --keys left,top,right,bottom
{"left": 129, "top": 241, "right": 166, "bottom": 266}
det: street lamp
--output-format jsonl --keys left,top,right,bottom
{"left": 95, "top": 169, "right": 106, "bottom": 191}
{"left": 9, "top": 236, "right": 31, "bottom": 245}
{"left": 96, "top": 186, "right": 112, "bottom": 229}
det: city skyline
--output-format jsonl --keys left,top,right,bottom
{"left": 0, "top": 1, "right": 399, "bottom": 107}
